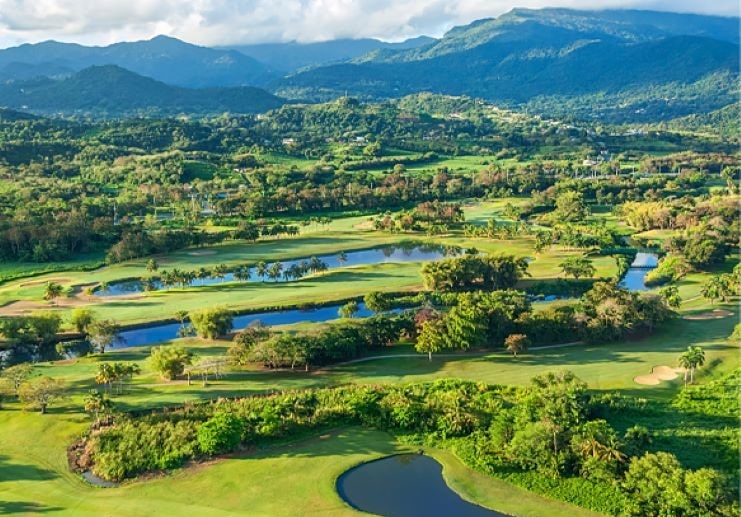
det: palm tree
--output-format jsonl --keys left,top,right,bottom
{"left": 43, "top": 282, "right": 64, "bottom": 305}
{"left": 212, "top": 264, "right": 228, "bottom": 283}
{"left": 678, "top": 346, "right": 706, "bottom": 386}
{"left": 256, "top": 261, "right": 268, "bottom": 282}
{"left": 678, "top": 352, "right": 692, "bottom": 387}
{"left": 268, "top": 261, "right": 283, "bottom": 281}
{"left": 337, "top": 251, "right": 348, "bottom": 267}
{"left": 146, "top": 259, "right": 159, "bottom": 273}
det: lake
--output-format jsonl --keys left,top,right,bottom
{"left": 618, "top": 252, "right": 659, "bottom": 292}
{"left": 96, "top": 244, "right": 459, "bottom": 296}
{"left": 337, "top": 454, "right": 507, "bottom": 517}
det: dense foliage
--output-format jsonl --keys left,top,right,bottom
{"left": 79, "top": 370, "right": 739, "bottom": 516}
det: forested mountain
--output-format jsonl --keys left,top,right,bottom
{"left": 0, "top": 35, "right": 276, "bottom": 87}
{"left": 0, "top": 66, "right": 285, "bottom": 116}
{"left": 227, "top": 36, "right": 435, "bottom": 73}
{"left": 275, "top": 9, "right": 740, "bottom": 122}
{"left": 0, "top": 8, "right": 736, "bottom": 121}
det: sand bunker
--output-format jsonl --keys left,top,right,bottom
{"left": 683, "top": 309, "right": 734, "bottom": 321}
{"left": 187, "top": 250, "right": 217, "bottom": 256}
{"left": 634, "top": 365, "right": 683, "bottom": 386}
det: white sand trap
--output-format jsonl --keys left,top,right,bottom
{"left": 634, "top": 375, "right": 661, "bottom": 385}
{"left": 652, "top": 365, "right": 679, "bottom": 380}
{"left": 187, "top": 250, "right": 217, "bottom": 256}
{"left": 683, "top": 309, "right": 734, "bottom": 320}
{"left": 634, "top": 365, "right": 682, "bottom": 386}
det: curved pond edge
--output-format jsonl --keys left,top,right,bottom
{"left": 336, "top": 451, "right": 509, "bottom": 516}
{"left": 81, "top": 470, "right": 119, "bottom": 488}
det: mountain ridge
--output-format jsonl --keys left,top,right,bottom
{"left": 0, "top": 65, "right": 285, "bottom": 116}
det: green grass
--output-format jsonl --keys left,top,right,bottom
{"left": 0, "top": 415, "right": 598, "bottom": 517}
{"left": 1, "top": 309, "right": 735, "bottom": 516}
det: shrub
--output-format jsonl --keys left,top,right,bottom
{"left": 197, "top": 411, "right": 244, "bottom": 455}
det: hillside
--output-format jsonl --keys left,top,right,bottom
{"left": 0, "top": 35, "right": 276, "bottom": 88}
{"left": 275, "top": 9, "right": 740, "bottom": 122}
{"left": 0, "top": 66, "right": 285, "bottom": 116}
{"left": 228, "top": 36, "right": 435, "bottom": 73}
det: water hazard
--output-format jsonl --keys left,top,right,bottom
{"left": 337, "top": 454, "right": 507, "bottom": 517}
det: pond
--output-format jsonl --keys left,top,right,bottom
{"left": 96, "top": 244, "right": 459, "bottom": 296}
{"left": 618, "top": 252, "right": 659, "bottom": 292}
{"left": 103, "top": 252, "right": 660, "bottom": 350}
{"left": 114, "top": 302, "right": 376, "bottom": 349}
{"left": 337, "top": 454, "right": 507, "bottom": 517}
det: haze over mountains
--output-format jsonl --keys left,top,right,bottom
{"left": 0, "top": 8, "right": 737, "bottom": 120}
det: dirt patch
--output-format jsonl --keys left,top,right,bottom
{"left": 353, "top": 220, "right": 375, "bottom": 230}
{"left": 187, "top": 250, "right": 217, "bottom": 256}
{"left": 0, "top": 291, "right": 144, "bottom": 317}
{"left": 634, "top": 365, "right": 683, "bottom": 386}
{"left": 19, "top": 277, "right": 71, "bottom": 287}
{"left": 683, "top": 309, "right": 734, "bottom": 321}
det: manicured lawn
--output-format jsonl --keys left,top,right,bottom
{"left": 0, "top": 200, "right": 620, "bottom": 326}
{"left": 0, "top": 416, "right": 596, "bottom": 517}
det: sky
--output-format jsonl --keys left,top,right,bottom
{"left": 0, "top": 0, "right": 738, "bottom": 48}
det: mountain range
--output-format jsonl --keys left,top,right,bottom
{"left": 0, "top": 35, "right": 275, "bottom": 87}
{"left": 0, "top": 65, "right": 284, "bottom": 116}
{"left": 0, "top": 8, "right": 737, "bottom": 121}
{"left": 226, "top": 37, "right": 435, "bottom": 73}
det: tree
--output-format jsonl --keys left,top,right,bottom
{"left": 659, "top": 285, "right": 682, "bottom": 309}
{"left": 559, "top": 256, "right": 596, "bottom": 280}
{"left": 43, "top": 281, "right": 64, "bottom": 305}
{"left": 88, "top": 319, "right": 122, "bottom": 354}
{"left": 553, "top": 191, "right": 589, "bottom": 222}
{"left": 70, "top": 308, "right": 97, "bottom": 335}
{"left": 146, "top": 259, "right": 159, "bottom": 273}
{"left": 150, "top": 346, "right": 193, "bottom": 380}
{"left": 1, "top": 363, "right": 33, "bottom": 394}
{"left": 174, "top": 310, "right": 189, "bottom": 328}
{"left": 337, "top": 251, "right": 348, "bottom": 266}
{"left": 364, "top": 291, "right": 390, "bottom": 313}
{"left": 505, "top": 333, "right": 530, "bottom": 358}
{"left": 678, "top": 346, "right": 705, "bottom": 385}
{"left": 415, "top": 317, "right": 447, "bottom": 360}
{"left": 701, "top": 275, "right": 733, "bottom": 306}
{"left": 18, "top": 377, "right": 66, "bottom": 414}
{"left": 256, "top": 261, "right": 268, "bottom": 282}
{"left": 623, "top": 453, "right": 685, "bottom": 514}
{"left": 83, "top": 286, "right": 95, "bottom": 301}
{"left": 228, "top": 323, "right": 270, "bottom": 365}
{"left": 83, "top": 389, "right": 113, "bottom": 421}
{"left": 339, "top": 300, "right": 360, "bottom": 319}
{"left": 268, "top": 261, "right": 283, "bottom": 281}
{"left": 189, "top": 307, "right": 233, "bottom": 339}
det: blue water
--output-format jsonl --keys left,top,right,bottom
{"left": 109, "top": 252, "right": 659, "bottom": 349}
{"left": 97, "top": 244, "right": 457, "bottom": 296}
{"left": 337, "top": 454, "right": 507, "bottom": 517}
{"left": 115, "top": 302, "right": 374, "bottom": 349}
{"left": 618, "top": 252, "right": 659, "bottom": 292}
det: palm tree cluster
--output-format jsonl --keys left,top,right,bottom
{"left": 677, "top": 346, "right": 705, "bottom": 386}
{"left": 95, "top": 362, "right": 140, "bottom": 394}
{"left": 141, "top": 257, "right": 331, "bottom": 290}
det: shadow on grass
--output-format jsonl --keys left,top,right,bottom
{"left": 0, "top": 501, "right": 63, "bottom": 514}
{"left": 0, "top": 454, "right": 58, "bottom": 483}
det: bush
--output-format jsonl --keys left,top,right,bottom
{"left": 197, "top": 411, "right": 244, "bottom": 455}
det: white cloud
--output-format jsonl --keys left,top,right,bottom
{"left": 0, "top": 0, "right": 737, "bottom": 48}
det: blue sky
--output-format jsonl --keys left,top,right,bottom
{"left": 0, "top": 0, "right": 738, "bottom": 48}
